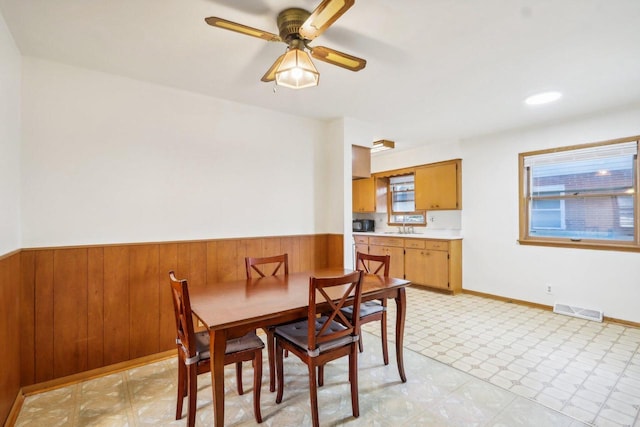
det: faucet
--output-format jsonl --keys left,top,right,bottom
{"left": 399, "top": 221, "right": 413, "bottom": 234}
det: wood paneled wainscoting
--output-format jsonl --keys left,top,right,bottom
{"left": 16, "top": 234, "right": 343, "bottom": 391}
{"left": 0, "top": 250, "right": 21, "bottom": 426}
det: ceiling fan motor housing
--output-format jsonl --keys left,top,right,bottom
{"left": 277, "top": 8, "right": 311, "bottom": 42}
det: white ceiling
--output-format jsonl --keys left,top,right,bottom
{"left": 2, "top": 0, "right": 640, "bottom": 151}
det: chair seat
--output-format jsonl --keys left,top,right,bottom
{"left": 275, "top": 316, "right": 358, "bottom": 357}
{"left": 341, "top": 301, "right": 385, "bottom": 319}
{"left": 192, "top": 331, "right": 264, "bottom": 361}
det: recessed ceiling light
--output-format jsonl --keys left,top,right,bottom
{"left": 524, "top": 91, "right": 562, "bottom": 105}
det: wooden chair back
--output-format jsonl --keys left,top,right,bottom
{"left": 245, "top": 254, "right": 289, "bottom": 278}
{"left": 307, "top": 270, "right": 364, "bottom": 353}
{"left": 169, "top": 271, "right": 197, "bottom": 359}
{"left": 356, "top": 252, "right": 390, "bottom": 277}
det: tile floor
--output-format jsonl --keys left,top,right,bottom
{"left": 14, "top": 287, "right": 640, "bottom": 426}
{"left": 365, "top": 287, "right": 640, "bottom": 427}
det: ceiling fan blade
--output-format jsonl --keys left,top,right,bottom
{"left": 310, "top": 46, "right": 366, "bottom": 71}
{"left": 299, "top": 0, "right": 355, "bottom": 40}
{"left": 204, "top": 17, "right": 281, "bottom": 42}
{"left": 261, "top": 54, "right": 286, "bottom": 82}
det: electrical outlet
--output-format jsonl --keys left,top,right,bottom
{"left": 429, "top": 216, "right": 436, "bottom": 223}
{"left": 545, "top": 285, "right": 552, "bottom": 295}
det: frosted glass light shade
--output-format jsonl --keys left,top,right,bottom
{"left": 275, "top": 49, "right": 319, "bottom": 89}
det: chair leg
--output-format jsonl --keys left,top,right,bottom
{"left": 236, "top": 361, "right": 244, "bottom": 395}
{"left": 266, "top": 327, "right": 276, "bottom": 392}
{"left": 318, "top": 365, "right": 324, "bottom": 387}
{"left": 187, "top": 364, "right": 198, "bottom": 427}
{"left": 176, "top": 357, "right": 186, "bottom": 420}
{"left": 381, "top": 311, "right": 389, "bottom": 365}
{"left": 252, "top": 349, "right": 263, "bottom": 423}
{"left": 275, "top": 340, "right": 285, "bottom": 404}
{"left": 349, "top": 343, "right": 360, "bottom": 418}
{"left": 358, "top": 326, "right": 364, "bottom": 353}
{"left": 308, "top": 362, "right": 320, "bottom": 427}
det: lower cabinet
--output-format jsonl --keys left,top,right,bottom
{"left": 405, "top": 244, "right": 449, "bottom": 290}
{"left": 368, "top": 236, "right": 405, "bottom": 279}
{"left": 405, "top": 239, "right": 462, "bottom": 293}
{"left": 353, "top": 234, "right": 462, "bottom": 294}
{"left": 353, "top": 235, "right": 369, "bottom": 264}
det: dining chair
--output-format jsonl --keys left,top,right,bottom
{"left": 274, "top": 270, "right": 364, "bottom": 427}
{"left": 169, "top": 271, "right": 264, "bottom": 426}
{"left": 342, "top": 252, "right": 390, "bottom": 364}
{"left": 244, "top": 253, "right": 289, "bottom": 393}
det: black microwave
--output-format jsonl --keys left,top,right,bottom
{"left": 353, "top": 219, "right": 375, "bottom": 232}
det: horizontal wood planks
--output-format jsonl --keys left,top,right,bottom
{"left": 18, "top": 234, "right": 343, "bottom": 386}
{"left": 0, "top": 251, "right": 21, "bottom": 426}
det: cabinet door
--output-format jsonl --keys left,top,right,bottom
{"left": 369, "top": 245, "right": 404, "bottom": 278}
{"left": 405, "top": 248, "right": 449, "bottom": 289}
{"left": 352, "top": 177, "right": 375, "bottom": 212}
{"left": 404, "top": 248, "right": 426, "bottom": 284}
{"left": 352, "top": 145, "right": 371, "bottom": 179}
{"left": 423, "top": 250, "right": 449, "bottom": 289}
{"left": 415, "top": 161, "right": 459, "bottom": 210}
{"left": 354, "top": 244, "right": 369, "bottom": 257}
{"left": 353, "top": 243, "right": 368, "bottom": 270}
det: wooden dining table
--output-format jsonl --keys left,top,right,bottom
{"left": 188, "top": 268, "right": 411, "bottom": 427}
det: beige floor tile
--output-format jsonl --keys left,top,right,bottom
{"left": 15, "top": 287, "right": 638, "bottom": 427}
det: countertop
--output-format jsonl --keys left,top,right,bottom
{"left": 353, "top": 230, "right": 463, "bottom": 240}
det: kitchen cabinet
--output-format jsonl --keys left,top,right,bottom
{"left": 352, "top": 145, "right": 371, "bottom": 179}
{"left": 415, "top": 159, "right": 461, "bottom": 210}
{"left": 352, "top": 234, "right": 463, "bottom": 294}
{"left": 404, "top": 239, "right": 462, "bottom": 293}
{"left": 352, "top": 177, "right": 375, "bottom": 212}
{"left": 353, "top": 235, "right": 369, "bottom": 261}
{"left": 368, "top": 236, "right": 404, "bottom": 279}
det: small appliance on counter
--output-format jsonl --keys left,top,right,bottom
{"left": 352, "top": 219, "right": 375, "bottom": 232}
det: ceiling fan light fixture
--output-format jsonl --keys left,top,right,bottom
{"left": 371, "top": 139, "right": 395, "bottom": 153}
{"left": 275, "top": 48, "right": 319, "bottom": 89}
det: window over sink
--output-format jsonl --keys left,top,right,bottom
{"left": 388, "top": 174, "right": 426, "bottom": 225}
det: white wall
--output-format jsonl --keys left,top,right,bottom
{"left": 462, "top": 107, "right": 640, "bottom": 323}
{"left": 371, "top": 107, "right": 640, "bottom": 323}
{"left": 20, "top": 57, "right": 335, "bottom": 247}
{"left": 0, "top": 11, "right": 21, "bottom": 255}
{"left": 371, "top": 139, "right": 463, "bottom": 172}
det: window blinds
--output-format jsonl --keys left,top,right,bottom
{"left": 524, "top": 141, "right": 638, "bottom": 167}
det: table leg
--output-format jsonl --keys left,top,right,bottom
{"left": 209, "top": 329, "right": 227, "bottom": 427}
{"left": 394, "top": 287, "right": 407, "bottom": 382}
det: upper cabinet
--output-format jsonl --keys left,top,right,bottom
{"left": 352, "top": 145, "right": 371, "bottom": 179}
{"left": 353, "top": 158, "right": 462, "bottom": 213}
{"left": 352, "top": 176, "right": 376, "bottom": 212}
{"left": 415, "top": 159, "right": 461, "bottom": 210}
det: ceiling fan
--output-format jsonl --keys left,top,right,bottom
{"left": 205, "top": 0, "right": 367, "bottom": 89}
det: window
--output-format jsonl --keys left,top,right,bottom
{"left": 388, "top": 175, "right": 425, "bottom": 224}
{"left": 519, "top": 137, "right": 639, "bottom": 251}
{"left": 530, "top": 185, "right": 566, "bottom": 230}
